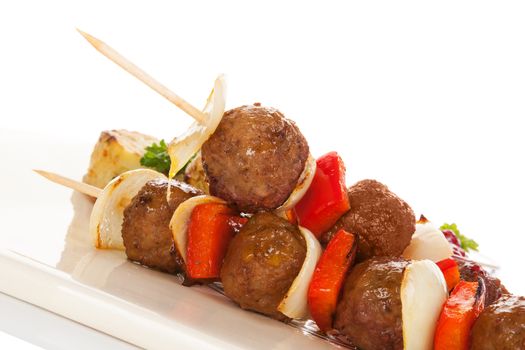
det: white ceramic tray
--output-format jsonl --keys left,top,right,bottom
{"left": 0, "top": 131, "right": 352, "bottom": 350}
{"left": 0, "top": 130, "right": 518, "bottom": 350}
{"left": 0, "top": 187, "right": 350, "bottom": 350}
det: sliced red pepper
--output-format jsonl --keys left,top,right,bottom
{"left": 307, "top": 229, "right": 357, "bottom": 332}
{"left": 434, "top": 280, "right": 486, "bottom": 350}
{"left": 437, "top": 258, "right": 461, "bottom": 292}
{"left": 186, "top": 203, "right": 242, "bottom": 280}
{"left": 294, "top": 152, "right": 350, "bottom": 238}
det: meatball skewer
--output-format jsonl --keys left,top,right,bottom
{"left": 31, "top": 30, "right": 523, "bottom": 350}
{"left": 34, "top": 168, "right": 525, "bottom": 350}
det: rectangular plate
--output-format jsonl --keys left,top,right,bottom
{"left": 0, "top": 131, "right": 349, "bottom": 350}
{"left": 1, "top": 130, "right": 518, "bottom": 350}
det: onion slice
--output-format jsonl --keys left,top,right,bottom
{"left": 276, "top": 154, "right": 316, "bottom": 217}
{"left": 169, "top": 195, "right": 226, "bottom": 263}
{"left": 403, "top": 220, "right": 453, "bottom": 262}
{"left": 277, "top": 226, "right": 322, "bottom": 319}
{"left": 167, "top": 75, "right": 226, "bottom": 179}
{"left": 401, "top": 260, "right": 448, "bottom": 350}
{"left": 89, "top": 169, "right": 166, "bottom": 250}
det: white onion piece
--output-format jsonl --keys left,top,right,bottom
{"left": 167, "top": 75, "right": 226, "bottom": 179}
{"left": 277, "top": 226, "right": 322, "bottom": 319}
{"left": 401, "top": 260, "right": 448, "bottom": 350}
{"left": 403, "top": 220, "right": 453, "bottom": 262}
{"left": 275, "top": 154, "right": 316, "bottom": 218}
{"left": 89, "top": 169, "right": 166, "bottom": 250}
{"left": 169, "top": 195, "right": 226, "bottom": 263}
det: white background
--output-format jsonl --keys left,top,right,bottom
{"left": 1, "top": 0, "right": 524, "bottom": 348}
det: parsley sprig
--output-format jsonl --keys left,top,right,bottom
{"left": 140, "top": 140, "right": 196, "bottom": 176}
{"left": 140, "top": 140, "right": 171, "bottom": 175}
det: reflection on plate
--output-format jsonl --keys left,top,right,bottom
{"left": 0, "top": 192, "right": 347, "bottom": 349}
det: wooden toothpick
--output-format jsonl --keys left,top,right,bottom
{"left": 34, "top": 169, "right": 102, "bottom": 198}
{"left": 77, "top": 29, "right": 206, "bottom": 124}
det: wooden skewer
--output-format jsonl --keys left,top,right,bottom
{"left": 76, "top": 29, "right": 206, "bottom": 125}
{"left": 34, "top": 169, "right": 102, "bottom": 198}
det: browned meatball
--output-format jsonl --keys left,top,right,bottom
{"left": 470, "top": 294, "right": 525, "bottom": 350}
{"left": 122, "top": 178, "right": 201, "bottom": 273}
{"left": 324, "top": 179, "right": 415, "bottom": 261}
{"left": 456, "top": 258, "right": 508, "bottom": 306}
{"left": 334, "top": 257, "right": 409, "bottom": 350}
{"left": 201, "top": 104, "right": 309, "bottom": 213}
{"left": 220, "top": 212, "right": 306, "bottom": 320}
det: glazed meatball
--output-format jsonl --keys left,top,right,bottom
{"left": 122, "top": 178, "right": 201, "bottom": 273}
{"left": 334, "top": 257, "right": 409, "bottom": 350}
{"left": 201, "top": 104, "right": 309, "bottom": 213}
{"left": 470, "top": 294, "right": 525, "bottom": 350}
{"left": 220, "top": 212, "right": 306, "bottom": 320}
{"left": 324, "top": 179, "right": 415, "bottom": 261}
{"left": 456, "top": 259, "right": 508, "bottom": 306}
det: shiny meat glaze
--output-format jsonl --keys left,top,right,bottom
{"left": 201, "top": 104, "right": 309, "bottom": 213}
{"left": 220, "top": 212, "right": 306, "bottom": 320}
{"left": 334, "top": 257, "right": 409, "bottom": 350}
{"left": 324, "top": 179, "right": 415, "bottom": 261}
{"left": 470, "top": 294, "right": 525, "bottom": 350}
{"left": 121, "top": 178, "right": 201, "bottom": 273}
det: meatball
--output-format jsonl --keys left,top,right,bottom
{"left": 456, "top": 259, "right": 508, "bottom": 306}
{"left": 122, "top": 178, "right": 201, "bottom": 273}
{"left": 470, "top": 294, "right": 525, "bottom": 350}
{"left": 201, "top": 104, "right": 309, "bottom": 213}
{"left": 334, "top": 257, "right": 409, "bottom": 350}
{"left": 220, "top": 212, "right": 306, "bottom": 320}
{"left": 323, "top": 179, "right": 415, "bottom": 261}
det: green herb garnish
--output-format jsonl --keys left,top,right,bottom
{"left": 140, "top": 140, "right": 197, "bottom": 176}
{"left": 440, "top": 223, "right": 479, "bottom": 252}
{"left": 140, "top": 140, "right": 171, "bottom": 175}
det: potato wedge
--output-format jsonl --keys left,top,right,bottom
{"left": 83, "top": 130, "right": 158, "bottom": 189}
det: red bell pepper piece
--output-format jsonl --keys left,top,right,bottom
{"left": 186, "top": 203, "right": 243, "bottom": 280}
{"left": 294, "top": 152, "right": 350, "bottom": 238}
{"left": 307, "top": 229, "right": 357, "bottom": 332}
{"left": 434, "top": 280, "right": 486, "bottom": 350}
{"left": 437, "top": 258, "right": 461, "bottom": 292}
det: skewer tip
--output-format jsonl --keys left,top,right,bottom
{"left": 76, "top": 28, "right": 102, "bottom": 49}
{"left": 75, "top": 27, "right": 206, "bottom": 125}
{"left": 33, "top": 169, "right": 102, "bottom": 198}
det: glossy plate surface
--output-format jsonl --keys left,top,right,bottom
{"left": 1, "top": 130, "right": 522, "bottom": 350}
{"left": 0, "top": 130, "right": 345, "bottom": 350}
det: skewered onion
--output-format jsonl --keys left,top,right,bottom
{"left": 401, "top": 259, "right": 448, "bottom": 350}
{"left": 89, "top": 169, "right": 166, "bottom": 250}
{"left": 277, "top": 226, "right": 322, "bottom": 319}
{"left": 403, "top": 219, "right": 453, "bottom": 262}
{"left": 275, "top": 154, "right": 316, "bottom": 217}
{"left": 167, "top": 75, "right": 226, "bottom": 179}
{"left": 169, "top": 195, "right": 226, "bottom": 263}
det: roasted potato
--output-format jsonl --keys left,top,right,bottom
{"left": 83, "top": 130, "right": 158, "bottom": 189}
